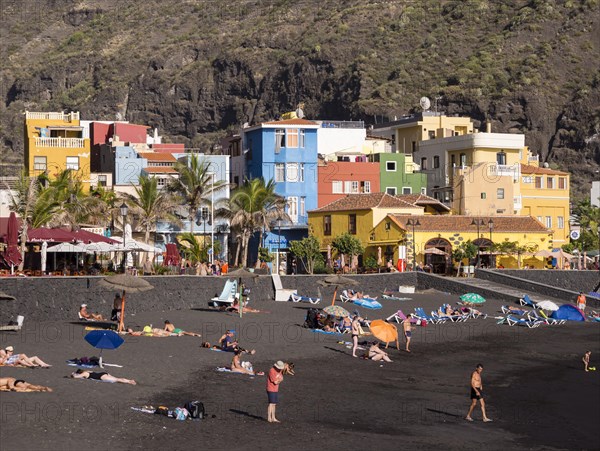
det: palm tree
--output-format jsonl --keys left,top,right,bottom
{"left": 178, "top": 232, "right": 204, "bottom": 266}
{"left": 4, "top": 171, "right": 58, "bottom": 270}
{"left": 124, "top": 175, "right": 181, "bottom": 243}
{"left": 228, "top": 178, "right": 287, "bottom": 267}
{"left": 45, "top": 170, "right": 92, "bottom": 228}
{"left": 167, "top": 154, "right": 226, "bottom": 233}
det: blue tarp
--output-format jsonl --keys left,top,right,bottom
{"left": 550, "top": 304, "right": 585, "bottom": 322}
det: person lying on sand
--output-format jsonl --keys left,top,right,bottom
{"left": 230, "top": 350, "right": 264, "bottom": 376}
{"left": 70, "top": 369, "right": 136, "bottom": 385}
{"left": 0, "top": 346, "right": 51, "bottom": 368}
{"left": 79, "top": 304, "right": 105, "bottom": 321}
{"left": 127, "top": 326, "right": 177, "bottom": 337}
{"left": 367, "top": 342, "right": 393, "bottom": 362}
{"left": 0, "top": 377, "right": 53, "bottom": 392}
{"left": 164, "top": 320, "right": 201, "bottom": 337}
{"left": 227, "top": 299, "right": 261, "bottom": 314}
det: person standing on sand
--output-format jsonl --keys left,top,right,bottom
{"left": 466, "top": 363, "right": 492, "bottom": 422}
{"left": 351, "top": 316, "right": 361, "bottom": 357}
{"left": 403, "top": 317, "right": 413, "bottom": 353}
{"left": 582, "top": 351, "right": 595, "bottom": 371}
{"left": 267, "top": 361, "right": 285, "bottom": 423}
{"left": 577, "top": 292, "right": 586, "bottom": 312}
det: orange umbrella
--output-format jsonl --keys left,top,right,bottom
{"left": 369, "top": 319, "right": 399, "bottom": 350}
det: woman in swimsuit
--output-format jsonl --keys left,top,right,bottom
{"left": 0, "top": 347, "right": 51, "bottom": 368}
{"left": 70, "top": 369, "right": 136, "bottom": 385}
{"left": 163, "top": 320, "right": 201, "bottom": 337}
{"left": 0, "top": 377, "right": 53, "bottom": 392}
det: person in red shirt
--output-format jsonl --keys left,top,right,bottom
{"left": 266, "top": 360, "right": 285, "bottom": 423}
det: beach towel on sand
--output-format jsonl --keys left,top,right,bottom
{"left": 311, "top": 329, "right": 343, "bottom": 335}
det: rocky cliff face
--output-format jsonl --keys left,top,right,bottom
{"left": 1, "top": 0, "right": 599, "bottom": 197}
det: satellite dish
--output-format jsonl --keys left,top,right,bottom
{"left": 419, "top": 97, "right": 431, "bottom": 111}
{"left": 296, "top": 108, "right": 305, "bottom": 119}
{"left": 543, "top": 162, "right": 549, "bottom": 168}
{"left": 242, "top": 122, "right": 249, "bottom": 128}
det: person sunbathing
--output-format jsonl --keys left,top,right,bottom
{"left": 127, "top": 326, "right": 173, "bottom": 337}
{"left": 79, "top": 304, "right": 105, "bottom": 321}
{"left": 164, "top": 320, "right": 201, "bottom": 337}
{"left": 70, "top": 369, "right": 136, "bottom": 385}
{"left": 368, "top": 342, "right": 393, "bottom": 362}
{"left": 0, "top": 346, "right": 51, "bottom": 368}
{"left": 0, "top": 377, "right": 53, "bottom": 392}
{"left": 227, "top": 299, "right": 261, "bottom": 314}
{"left": 230, "top": 350, "right": 263, "bottom": 375}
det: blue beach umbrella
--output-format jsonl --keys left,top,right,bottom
{"left": 84, "top": 330, "right": 124, "bottom": 367}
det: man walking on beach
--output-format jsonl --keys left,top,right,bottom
{"left": 466, "top": 363, "right": 492, "bottom": 422}
{"left": 577, "top": 292, "right": 586, "bottom": 312}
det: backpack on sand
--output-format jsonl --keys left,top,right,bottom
{"left": 184, "top": 401, "right": 205, "bottom": 419}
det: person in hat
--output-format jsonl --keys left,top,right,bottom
{"left": 79, "top": 304, "right": 104, "bottom": 321}
{"left": 266, "top": 360, "right": 285, "bottom": 423}
{"left": 0, "top": 346, "right": 51, "bottom": 368}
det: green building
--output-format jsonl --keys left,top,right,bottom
{"left": 370, "top": 153, "right": 427, "bottom": 196}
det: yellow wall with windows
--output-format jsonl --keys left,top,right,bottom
{"left": 309, "top": 209, "right": 373, "bottom": 252}
{"left": 24, "top": 112, "right": 91, "bottom": 190}
{"left": 394, "top": 116, "right": 474, "bottom": 153}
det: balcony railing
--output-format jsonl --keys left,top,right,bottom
{"left": 488, "top": 163, "right": 520, "bottom": 181}
{"left": 35, "top": 137, "right": 84, "bottom": 148}
{"left": 319, "top": 120, "right": 365, "bottom": 129}
{"left": 26, "top": 111, "right": 79, "bottom": 122}
{"left": 513, "top": 196, "right": 522, "bottom": 209}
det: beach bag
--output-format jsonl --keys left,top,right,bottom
{"left": 184, "top": 401, "right": 205, "bottom": 419}
{"left": 174, "top": 407, "right": 189, "bottom": 421}
{"left": 154, "top": 406, "right": 170, "bottom": 416}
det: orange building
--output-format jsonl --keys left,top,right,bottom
{"left": 317, "top": 158, "right": 381, "bottom": 207}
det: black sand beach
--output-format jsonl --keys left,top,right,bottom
{"left": 1, "top": 291, "right": 599, "bottom": 450}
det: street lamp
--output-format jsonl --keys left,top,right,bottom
{"left": 406, "top": 218, "right": 421, "bottom": 270}
{"left": 120, "top": 203, "right": 128, "bottom": 246}
{"left": 277, "top": 216, "right": 282, "bottom": 274}
{"left": 201, "top": 209, "right": 209, "bottom": 252}
{"left": 120, "top": 202, "right": 128, "bottom": 273}
{"left": 471, "top": 218, "right": 485, "bottom": 268}
{"left": 209, "top": 172, "right": 215, "bottom": 265}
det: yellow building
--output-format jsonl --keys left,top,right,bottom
{"left": 24, "top": 111, "right": 91, "bottom": 189}
{"left": 374, "top": 214, "right": 553, "bottom": 272}
{"left": 519, "top": 162, "right": 570, "bottom": 246}
{"left": 370, "top": 112, "right": 474, "bottom": 154}
{"left": 308, "top": 193, "right": 423, "bottom": 260}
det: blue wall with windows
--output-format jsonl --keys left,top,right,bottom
{"left": 245, "top": 125, "right": 319, "bottom": 227}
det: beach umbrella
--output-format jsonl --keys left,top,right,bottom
{"left": 0, "top": 292, "right": 16, "bottom": 301}
{"left": 369, "top": 319, "right": 399, "bottom": 349}
{"left": 46, "top": 242, "right": 89, "bottom": 253}
{"left": 323, "top": 305, "right": 350, "bottom": 318}
{"left": 536, "top": 300, "right": 560, "bottom": 311}
{"left": 423, "top": 247, "right": 449, "bottom": 256}
{"left": 327, "top": 244, "right": 332, "bottom": 268}
{"left": 340, "top": 253, "right": 345, "bottom": 269}
{"left": 98, "top": 274, "right": 153, "bottom": 333}
{"left": 41, "top": 241, "right": 47, "bottom": 273}
{"left": 460, "top": 293, "right": 486, "bottom": 305}
{"left": 534, "top": 250, "right": 553, "bottom": 258}
{"left": 84, "top": 330, "right": 124, "bottom": 368}
{"left": 318, "top": 274, "right": 359, "bottom": 306}
{"left": 377, "top": 246, "right": 382, "bottom": 266}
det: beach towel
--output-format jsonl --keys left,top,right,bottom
{"left": 0, "top": 387, "right": 39, "bottom": 392}
{"left": 311, "top": 329, "right": 343, "bottom": 335}
{"left": 215, "top": 367, "right": 262, "bottom": 376}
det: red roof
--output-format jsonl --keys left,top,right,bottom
{"left": 312, "top": 193, "right": 421, "bottom": 213}
{"left": 142, "top": 167, "right": 178, "bottom": 174}
{"left": 520, "top": 164, "right": 569, "bottom": 176}
{"left": 138, "top": 152, "right": 176, "bottom": 162}
{"left": 388, "top": 215, "right": 550, "bottom": 233}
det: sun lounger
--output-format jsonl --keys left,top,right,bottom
{"left": 529, "top": 310, "right": 565, "bottom": 325}
{"left": 0, "top": 315, "right": 24, "bottom": 332}
{"left": 289, "top": 293, "right": 320, "bottom": 304}
{"left": 519, "top": 294, "right": 538, "bottom": 308}
{"left": 272, "top": 274, "right": 296, "bottom": 302}
{"left": 501, "top": 305, "right": 527, "bottom": 316}
{"left": 210, "top": 279, "right": 238, "bottom": 308}
{"left": 433, "top": 305, "right": 467, "bottom": 322}
{"left": 505, "top": 315, "right": 543, "bottom": 328}
{"left": 386, "top": 309, "right": 417, "bottom": 324}
{"left": 413, "top": 307, "right": 446, "bottom": 324}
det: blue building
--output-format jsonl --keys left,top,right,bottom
{"left": 243, "top": 119, "right": 320, "bottom": 262}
